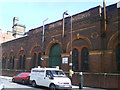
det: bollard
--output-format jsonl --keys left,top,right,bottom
{"left": 79, "top": 72, "right": 83, "bottom": 89}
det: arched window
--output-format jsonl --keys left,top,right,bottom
{"left": 72, "top": 49, "right": 79, "bottom": 71}
{"left": 115, "top": 44, "right": 120, "bottom": 71}
{"left": 33, "top": 53, "right": 37, "bottom": 68}
{"left": 10, "top": 57, "right": 12, "bottom": 69}
{"left": 2, "top": 57, "right": 6, "bottom": 69}
{"left": 19, "top": 55, "right": 22, "bottom": 69}
{"left": 13, "top": 57, "right": 14, "bottom": 69}
{"left": 23, "top": 55, "right": 26, "bottom": 69}
{"left": 19, "top": 55, "right": 26, "bottom": 70}
{"left": 10, "top": 56, "right": 14, "bottom": 69}
{"left": 81, "top": 47, "right": 89, "bottom": 71}
{"left": 38, "top": 53, "right": 41, "bottom": 66}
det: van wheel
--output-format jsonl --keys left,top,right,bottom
{"left": 49, "top": 84, "right": 56, "bottom": 90}
{"left": 32, "top": 81, "right": 36, "bottom": 87}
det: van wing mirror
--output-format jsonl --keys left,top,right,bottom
{"left": 49, "top": 76, "right": 54, "bottom": 79}
{"left": 47, "top": 75, "right": 54, "bottom": 79}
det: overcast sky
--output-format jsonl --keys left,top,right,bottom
{"left": 0, "top": 0, "right": 119, "bottom": 33}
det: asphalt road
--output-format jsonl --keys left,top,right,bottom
{"left": 0, "top": 77, "right": 107, "bottom": 90}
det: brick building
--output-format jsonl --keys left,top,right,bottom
{"left": 1, "top": 2, "right": 120, "bottom": 88}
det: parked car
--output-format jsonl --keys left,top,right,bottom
{"left": 12, "top": 72, "right": 30, "bottom": 84}
{"left": 0, "top": 79, "right": 4, "bottom": 90}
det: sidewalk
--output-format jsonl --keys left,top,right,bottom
{"left": 0, "top": 75, "right": 12, "bottom": 80}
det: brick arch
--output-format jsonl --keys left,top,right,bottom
{"left": 30, "top": 44, "right": 42, "bottom": 54}
{"left": 9, "top": 50, "right": 14, "bottom": 57}
{"left": 18, "top": 47, "right": 26, "bottom": 56}
{"left": 45, "top": 39, "right": 62, "bottom": 55}
{"left": 107, "top": 31, "right": 120, "bottom": 49}
{"left": 72, "top": 45, "right": 89, "bottom": 52}
{"left": 66, "top": 35, "right": 92, "bottom": 52}
{"left": 30, "top": 44, "right": 42, "bottom": 68}
{"left": 2, "top": 52, "right": 7, "bottom": 57}
{"left": 17, "top": 47, "right": 28, "bottom": 70}
{"left": 72, "top": 46, "right": 80, "bottom": 52}
{"left": 79, "top": 45, "right": 89, "bottom": 52}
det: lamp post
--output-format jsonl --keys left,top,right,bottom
{"left": 42, "top": 18, "right": 48, "bottom": 54}
{"left": 62, "top": 10, "right": 68, "bottom": 37}
{"left": 63, "top": 11, "right": 73, "bottom": 78}
{"left": 69, "top": 14, "right": 73, "bottom": 78}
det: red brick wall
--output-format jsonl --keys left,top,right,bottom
{"left": 73, "top": 73, "right": 120, "bottom": 89}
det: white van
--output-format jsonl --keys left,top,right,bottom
{"left": 30, "top": 67, "right": 72, "bottom": 89}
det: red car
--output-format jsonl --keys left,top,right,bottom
{"left": 12, "top": 72, "right": 30, "bottom": 84}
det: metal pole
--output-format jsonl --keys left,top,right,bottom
{"left": 79, "top": 72, "right": 83, "bottom": 89}
{"left": 62, "top": 10, "right": 68, "bottom": 37}
{"left": 103, "top": 0, "right": 107, "bottom": 33}
{"left": 70, "top": 15, "right": 73, "bottom": 71}
{"left": 42, "top": 18, "right": 48, "bottom": 54}
{"left": 62, "top": 13, "right": 65, "bottom": 37}
{"left": 62, "top": 11, "right": 73, "bottom": 79}
{"left": 68, "top": 14, "right": 73, "bottom": 79}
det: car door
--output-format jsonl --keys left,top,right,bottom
{"left": 19, "top": 73, "right": 24, "bottom": 82}
{"left": 15, "top": 73, "right": 21, "bottom": 82}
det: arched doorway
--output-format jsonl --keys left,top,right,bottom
{"left": 72, "top": 48, "right": 79, "bottom": 71}
{"left": 115, "top": 44, "right": 120, "bottom": 71}
{"left": 49, "top": 43, "right": 62, "bottom": 68}
{"left": 81, "top": 47, "right": 89, "bottom": 71}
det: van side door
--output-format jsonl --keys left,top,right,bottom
{"left": 41, "top": 70, "right": 53, "bottom": 87}
{"left": 36, "top": 70, "right": 45, "bottom": 86}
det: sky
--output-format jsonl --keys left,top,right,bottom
{"left": 0, "top": 0, "right": 119, "bottom": 33}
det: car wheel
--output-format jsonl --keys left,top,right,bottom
{"left": 22, "top": 80, "right": 25, "bottom": 84}
{"left": 32, "top": 81, "right": 37, "bottom": 87}
{"left": 12, "top": 78, "right": 15, "bottom": 82}
{"left": 49, "top": 84, "right": 56, "bottom": 90}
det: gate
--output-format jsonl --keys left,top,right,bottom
{"left": 49, "top": 43, "right": 62, "bottom": 68}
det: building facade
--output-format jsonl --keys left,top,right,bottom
{"left": 1, "top": 2, "right": 120, "bottom": 88}
{"left": 0, "top": 29, "right": 15, "bottom": 75}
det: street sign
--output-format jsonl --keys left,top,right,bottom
{"left": 62, "top": 57, "right": 68, "bottom": 64}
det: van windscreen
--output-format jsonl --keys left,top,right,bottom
{"left": 51, "top": 70, "right": 66, "bottom": 77}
